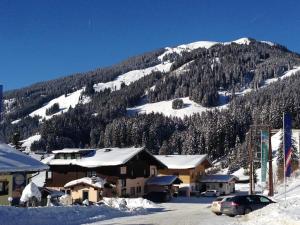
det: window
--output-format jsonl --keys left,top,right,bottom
{"left": 66, "top": 189, "right": 71, "bottom": 195}
{"left": 151, "top": 168, "right": 157, "bottom": 176}
{"left": 47, "top": 171, "right": 52, "bottom": 179}
{"left": 121, "top": 188, "right": 126, "bottom": 196}
{"left": 121, "top": 179, "right": 126, "bottom": 187}
{"left": 130, "top": 187, "right": 135, "bottom": 196}
{"left": 219, "top": 183, "right": 223, "bottom": 188}
{"left": 87, "top": 171, "right": 97, "bottom": 177}
{"left": 120, "top": 167, "right": 127, "bottom": 175}
{"left": 260, "top": 196, "right": 271, "bottom": 203}
{"left": 82, "top": 191, "right": 89, "bottom": 200}
{"left": 75, "top": 154, "right": 81, "bottom": 159}
{"left": 66, "top": 154, "right": 72, "bottom": 160}
{"left": 0, "top": 181, "right": 9, "bottom": 196}
{"left": 136, "top": 186, "right": 142, "bottom": 194}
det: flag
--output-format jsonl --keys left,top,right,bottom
{"left": 284, "top": 113, "right": 292, "bottom": 177}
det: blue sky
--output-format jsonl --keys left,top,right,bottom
{"left": 1, "top": 0, "right": 300, "bottom": 90}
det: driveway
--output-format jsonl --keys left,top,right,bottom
{"left": 86, "top": 197, "right": 238, "bottom": 225}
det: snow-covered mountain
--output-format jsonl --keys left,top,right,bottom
{"left": 2, "top": 37, "right": 300, "bottom": 157}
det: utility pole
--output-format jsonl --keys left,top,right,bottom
{"left": 249, "top": 127, "right": 254, "bottom": 194}
{"left": 268, "top": 126, "right": 274, "bottom": 196}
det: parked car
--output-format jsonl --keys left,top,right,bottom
{"left": 221, "top": 195, "right": 275, "bottom": 217}
{"left": 211, "top": 196, "right": 232, "bottom": 215}
{"left": 143, "top": 191, "right": 171, "bottom": 203}
{"left": 201, "top": 190, "right": 220, "bottom": 197}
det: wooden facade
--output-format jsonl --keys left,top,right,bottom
{"left": 45, "top": 149, "right": 166, "bottom": 197}
{"left": 157, "top": 158, "right": 212, "bottom": 192}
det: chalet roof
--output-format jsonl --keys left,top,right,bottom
{"left": 45, "top": 147, "right": 166, "bottom": 168}
{"left": 146, "top": 175, "right": 182, "bottom": 186}
{"left": 52, "top": 148, "right": 95, "bottom": 154}
{"left": 64, "top": 177, "right": 107, "bottom": 189}
{"left": 0, "top": 143, "right": 49, "bottom": 173}
{"left": 154, "top": 154, "right": 212, "bottom": 169}
{"left": 199, "top": 175, "right": 238, "bottom": 183}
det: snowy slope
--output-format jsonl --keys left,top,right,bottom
{"left": 29, "top": 89, "right": 86, "bottom": 120}
{"left": 20, "top": 134, "right": 41, "bottom": 152}
{"left": 127, "top": 97, "right": 228, "bottom": 119}
{"left": 264, "top": 66, "right": 300, "bottom": 86}
{"left": 93, "top": 62, "right": 172, "bottom": 92}
{"left": 158, "top": 38, "right": 273, "bottom": 61}
{"left": 13, "top": 37, "right": 280, "bottom": 123}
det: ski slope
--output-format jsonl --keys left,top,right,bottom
{"left": 127, "top": 97, "right": 228, "bottom": 119}
{"left": 29, "top": 89, "right": 86, "bottom": 120}
{"left": 93, "top": 62, "right": 172, "bottom": 92}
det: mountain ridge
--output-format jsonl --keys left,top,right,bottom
{"left": 1, "top": 37, "right": 300, "bottom": 172}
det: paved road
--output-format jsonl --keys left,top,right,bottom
{"left": 87, "top": 197, "right": 242, "bottom": 225}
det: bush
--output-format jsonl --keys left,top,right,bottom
{"left": 172, "top": 99, "right": 184, "bottom": 109}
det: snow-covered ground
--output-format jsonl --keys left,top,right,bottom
{"left": 127, "top": 97, "right": 228, "bottom": 119}
{"left": 0, "top": 198, "right": 161, "bottom": 225}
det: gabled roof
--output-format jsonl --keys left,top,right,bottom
{"left": 0, "top": 143, "right": 49, "bottom": 173}
{"left": 154, "top": 154, "right": 212, "bottom": 169}
{"left": 199, "top": 175, "right": 238, "bottom": 183}
{"left": 52, "top": 148, "right": 95, "bottom": 154}
{"left": 46, "top": 147, "right": 166, "bottom": 168}
{"left": 64, "top": 177, "right": 107, "bottom": 189}
{"left": 146, "top": 175, "right": 182, "bottom": 186}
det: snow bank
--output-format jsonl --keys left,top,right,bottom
{"left": 20, "top": 182, "right": 41, "bottom": 202}
{"left": 0, "top": 198, "right": 160, "bottom": 225}
{"left": 102, "top": 197, "right": 158, "bottom": 211}
{"left": 232, "top": 173, "right": 300, "bottom": 225}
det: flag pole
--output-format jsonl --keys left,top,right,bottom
{"left": 261, "top": 130, "right": 263, "bottom": 194}
{"left": 283, "top": 112, "right": 286, "bottom": 207}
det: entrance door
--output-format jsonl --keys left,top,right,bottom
{"left": 82, "top": 191, "right": 89, "bottom": 201}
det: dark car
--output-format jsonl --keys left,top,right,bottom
{"left": 221, "top": 195, "right": 275, "bottom": 217}
{"left": 143, "top": 191, "right": 171, "bottom": 203}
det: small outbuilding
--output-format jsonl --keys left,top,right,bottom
{"left": 199, "top": 175, "right": 238, "bottom": 195}
{"left": 145, "top": 175, "right": 182, "bottom": 195}
{"left": 0, "top": 143, "right": 48, "bottom": 205}
{"left": 64, "top": 176, "right": 113, "bottom": 203}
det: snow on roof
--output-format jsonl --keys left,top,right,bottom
{"left": 20, "top": 182, "right": 42, "bottom": 202}
{"left": 200, "top": 175, "right": 238, "bottom": 183}
{"left": 154, "top": 154, "right": 211, "bottom": 169}
{"left": 52, "top": 148, "right": 95, "bottom": 154}
{"left": 48, "top": 147, "right": 145, "bottom": 167}
{"left": 0, "top": 143, "right": 49, "bottom": 173}
{"left": 64, "top": 177, "right": 107, "bottom": 189}
{"left": 146, "top": 175, "right": 182, "bottom": 186}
